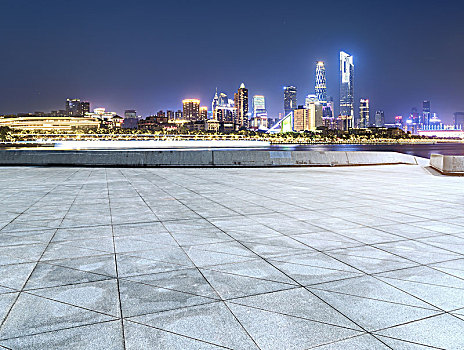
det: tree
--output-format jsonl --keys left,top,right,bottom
{"left": 0, "top": 126, "right": 11, "bottom": 141}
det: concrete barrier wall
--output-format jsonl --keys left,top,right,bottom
{"left": 430, "top": 154, "right": 464, "bottom": 175}
{"left": 0, "top": 150, "right": 418, "bottom": 167}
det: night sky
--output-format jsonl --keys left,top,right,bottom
{"left": 1, "top": 0, "right": 463, "bottom": 123}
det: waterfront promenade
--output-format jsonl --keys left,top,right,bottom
{"left": 0, "top": 164, "right": 463, "bottom": 349}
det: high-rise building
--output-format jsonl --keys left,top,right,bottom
{"left": 66, "top": 98, "right": 81, "bottom": 116}
{"left": 374, "top": 110, "right": 385, "bottom": 127}
{"left": 315, "top": 61, "right": 327, "bottom": 104}
{"left": 453, "top": 112, "right": 464, "bottom": 128}
{"left": 212, "top": 89, "right": 219, "bottom": 112}
{"left": 234, "top": 83, "right": 248, "bottom": 128}
{"left": 65, "top": 99, "right": 90, "bottom": 116}
{"left": 284, "top": 86, "right": 297, "bottom": 117}
{"left": 423, "top": 100, "right": 431, "bottom": 126}
{"left": 339, "top": 51, "right": 354, "bottom": 128}
{"left": 175, "top": 110, "right": 183, "bottom": 120}
{"left": 182, "top": 99, "right": 200, "bottom": 121}
{"left": 358, "top": 99, "right": 370, "bottom": 128}
{"left": 200, "top": 106, "right": 208, "bottom": 120}
{"left": 166, "top": 110, "right": 175, "bottom": 120}
{"left": 252, "top": 95, "right": 266, "bottom": 116}
{"left": 81, "top": 101, "right": 90, "bottom": 115}
{"left": 124, "top": 110, "right": 137, "bottom": 119}
{"left": 293, "top": 104, "right": 323, "bottom": 132}
{"left": 305, "top": 94, "right": 318, "bottom": 107}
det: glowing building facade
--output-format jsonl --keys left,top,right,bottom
{"left": 358, "top": 99, "right": 370, "bottom": 128}
{"left": 315, "top": 62, "right": 327, "bottom": 104}
{"left": 234, "top": 83, "right": 248, "bottom": 128}
{"left": 283, "top": 86, "right": 297, "bottom": 117}
{"left": 339, "top": 51, "right": 354, "bottom": 128}
{"left": 182, "top": 99, "right": 200, "bottom": 121}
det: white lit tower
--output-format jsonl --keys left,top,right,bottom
{"left": 339, "top": 51, "right": 354, "bottom": 129}
{"left": 315, "top": 61, "right": 327, "bottom": 104}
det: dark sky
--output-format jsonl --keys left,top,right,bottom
{"left": 1, "top": 0, "right": 463, "bottom": 123}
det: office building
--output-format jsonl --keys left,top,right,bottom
{"left": 315, "top": 61, "right": 327, "bottom": 104}
{"left": 293, "top": 103, "right": 323, "bottom": 132}
{"left": 423, "top": 100, "right": 431, "bottom": 126}
{"left": 124, "top": 110, "right": 137, "bottom": 119}
{"left": 252, "top": 95, "right": 265, "bottom": 115}
{"left": 166, "top": 110, "right": 175, "bottom": 120}
{"left": 200, "top": 106, "right": 208, "bottom": 120}
{"left": 175, "top": 110, "right": 183, "bottom": 120}
{"left": 340, "top": 51, "right": 354, "bottom": 128}
{"left": 182, "top": 99, "right": 200, "bottom": 121}
{"left": 81, "top": 101, "right": 90, "bottom": 115}
{"left": 65, "top": 98, "right": 90, "bottom": 117}
{"left": 234, "top": 83, "right": 248, "bottom": 128}
{"left": 374, "top": 110, "right": 385, "bottom": 127}
{"left": 358, "top": 99, "right": 370, "bottom": 128}
{"left": 305, "top": 94, "right": 318, "bottom": 107}
{"left": 284, "top": 86, "right": 297, "bottom": 117}
{"left": 453, "top": 112, "right": 464, "bottom": 128}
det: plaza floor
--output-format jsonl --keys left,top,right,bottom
{"left": 0, "top": 164, "right": 463, "bottom": 349}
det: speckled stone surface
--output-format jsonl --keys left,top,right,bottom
{"left": 0, "top": 165, "right": 463, "bottom": 349}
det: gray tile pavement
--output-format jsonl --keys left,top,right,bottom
{"left": 0, "top": 165, "right": 463, "bottom": 349}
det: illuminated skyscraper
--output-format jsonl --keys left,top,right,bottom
{"left": 284, "top": 86, "right": 297, "bottom": 117}
{"left": 234, "top": 83, "right": 248, "bottom": 128}
{"left": 252, "top": 95, "right": 265, "bottom": 115}
{"left": 212, "top": 89, "right": 219, "bottom": 112}
{"left": 315, "top": 61, "right": 327, "bottom": 104}
{"left": 374, "top": 110, "right": 385, "bottom": 127}
{"left": 200, "top": 106, "right": 208, "bottom": 120}
{"left": 339, "top": 51, "right": 354, "bottom": 127}
{"left": 358, "top": 99, "right": 370, "bottom": 128}
{"left": 423, "top": 100, "right": 431, "bottom": 126}
{"left": 182, "top": 99, "right": 200, "bottom": 121}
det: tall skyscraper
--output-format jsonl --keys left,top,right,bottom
{"left": 284, "top": 86, "right": 297, "bottom": 117}
{"left": 124, "top": 110, "right": 137, "bottom": 119}
{"left": 453, "top": 112, "right": 464, "bottom": 128}
{"left": 252, "top": 95, "right": 265, "bottom": 116}
{"left": 423, "top": 100, "right": 431, "bottom": 126}
{"left": 339, "top": 51, "right": 354, "bottom": 128}
{"left": 315, "top": 61, "right": 327, "bottom": 104}
{"left": 234, "top": 83, "right": 248, "bottom": 128}
{"left": 358, "top": 99, "right": 370, "bottom": 128}
{"left": 374, "top": 110, "right": 385, "bottom": 127}
{"left": 182, "top": 99, "right": 200, "bottom": 121}
{"left": 212, "top": 89, "right": 219, "bottom": 112}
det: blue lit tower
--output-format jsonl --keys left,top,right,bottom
{"left": 315, "top": 61, "right": 327, "bottom": 104}
{"left": 339, "top": 51, "right": 354, "bottom": 127}
{"left": 423, "top": 100, "right": 431, "bottom": 126}
{"left": 284, "top": 86, "right": 297, "bottom": 117}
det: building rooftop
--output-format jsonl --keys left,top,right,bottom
{"left": 0, "top": 164, "right": 463, "bottom": 349}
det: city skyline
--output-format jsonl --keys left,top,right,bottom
{"left": 1, "top": 0, "right": 463, "bottom": 123}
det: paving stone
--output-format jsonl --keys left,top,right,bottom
{"left": 128, "top": 302, "right": 260, "bottom": 349}
{"left": 227, "top": 302, "right": 362, "bottom": 350}
{"left": 375, "top": 314, "right": 464, "bottom": 349}
{"left": 0, "top": 293, "right": 115, "bottom": 339}
{"left": 0, "top": 320, "right": 124, "bottom": 350}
